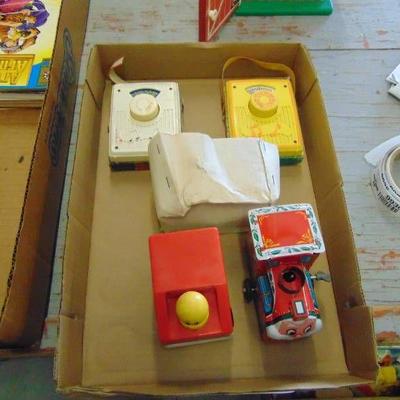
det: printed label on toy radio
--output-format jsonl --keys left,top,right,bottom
{"left": 129, "top": 88, "right": 161, "bottom": 97}
{"left": 246, "top": 85, "right": 275, "bottom": 94}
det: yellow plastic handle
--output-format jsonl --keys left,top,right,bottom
{"left": 222, "top": 56, "right": 296, "bottom": 92}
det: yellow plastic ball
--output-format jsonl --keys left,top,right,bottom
{"left": 176, "top": 291, "right": 209, "bottom": 330}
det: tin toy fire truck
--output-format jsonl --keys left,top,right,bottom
{"left": 243, "top": 204, "right": 330, "bottom": 341}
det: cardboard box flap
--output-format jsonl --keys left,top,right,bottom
{"left": 318, "top": 186, "right": 365, "bottom": 311}
{"left": 62, "top": 374, "right": 372, "bottom": 397}
{"left": 299, "top": 81, "right": 343, "bottom": 202}
{"left": 293, "top": 74, "right": 366, "bottom": 317}
{"left": 85, "top": 47, "right": 106, "bottom": 109}
{"left": 57, "top": 81, "right": 102, "bottom": 384}
{"left": 293, "top": 44, "right": 320, "bottom": 104}
{"left": 60, "top": 215, "right": 91, "bottom": 320}
{"left": 0, "top": 109, "right": 40, "bottom": 343}
{"left": 299, "top": 80, "right": 371, "bottom": 378}
{"left": 110, "top": 373, "right": 372, "bottom": 396}
{"left": 20, "top": 0, "right": 90, "bottom": 268}
{"left": 96, "top": 43, "right": 311, "bottom": 92}
{"left": 0, "top": 250, "right": 52, "bottom": 345}
{"left": 58, "top": 315, "right": 84, "bottom": 388}
{"left": 0, "top": 0, "right": 90, "bottom": 348}
{"left": 58, "top": 81, "right": 101, "bottom": 356}
{"left": 68, "top": 83, "right": 101, "bottom": 233}
{"left": 341, "top": 306, "right": 377, "bottom": 379}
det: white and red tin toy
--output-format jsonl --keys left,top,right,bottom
{"left": 244, "top": 203, "right": 330, "bottom": 341}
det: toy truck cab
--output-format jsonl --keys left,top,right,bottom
{"left": 244, "top": 204, "right": 329, "bottom": 341}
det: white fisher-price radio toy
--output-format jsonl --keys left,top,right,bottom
{"left": 109, "top": 82, "right": 182, "bottom": 168}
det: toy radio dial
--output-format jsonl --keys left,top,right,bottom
{"left": 248, "top": 90, "right": 278, "bottom": 118}
{"left": 129, "top": 93, "right": 160, "bottom": 122}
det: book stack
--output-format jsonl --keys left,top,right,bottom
{"left": 0, "top": 0, "right": 61, "bottom": 107}
{"left": 354, "top": 306, "right": 400, "bottom": 396}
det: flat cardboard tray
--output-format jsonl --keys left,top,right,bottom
{"left": 57, "top": 43, "right": 377, "bottom": 396}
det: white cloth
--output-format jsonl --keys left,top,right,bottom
{"left": 149, "top": 132, "right": 280, "bottom": 231}
{"left": 365, "top": 135, "right": 400, "bottom": 166}
{"left": 386, "top": 64, "right": 400, "bottom": 100}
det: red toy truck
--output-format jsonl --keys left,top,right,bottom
{"left": 149, "top": 227, "right": 233, "bottom": 347}
{"left": 244, "top": 204, "right": 330, "bottom": 341}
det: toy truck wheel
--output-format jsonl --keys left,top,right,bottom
{"left": 243, "top": 278, "right": 256, "bottom": 303}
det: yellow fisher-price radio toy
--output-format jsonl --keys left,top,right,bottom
{"left": 224, "top": 57, "right": 304, "bottom": 164}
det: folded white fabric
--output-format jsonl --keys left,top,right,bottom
{"left": 149, "top": 132, "right": 280, "bottom": 232}
{"left": 387, "top": 64, "right": 400, "bottom": 86}
{"left": 387, "top": 64, "right": 400, "bottom": 100}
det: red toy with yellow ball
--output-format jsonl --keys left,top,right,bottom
{"left": 149, "top": 227, "right": 233, "bottom": 347}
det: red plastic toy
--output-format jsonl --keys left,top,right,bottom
{"left": 244, "top": 204, "right": 330, "bottom": 341}
{"left": 199, "top": 0, "right": 240, "bottom": 41}
{"left": 149, "top": 227, "right": 233, "bottom": 346}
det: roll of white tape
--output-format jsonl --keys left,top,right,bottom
{"left": 370, "top": 146, "right": 400, "bottom": 215}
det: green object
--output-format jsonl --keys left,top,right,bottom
{"left": 236, "top": 0, "right": 333, "bottom": 16}
{"left": 280, "top": 156, "right": 304, "bottom": 166}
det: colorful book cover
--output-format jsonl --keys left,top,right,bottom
{"left": 0, "top": 0, "right": 61, "bottom": 91}
{"left": 353, "top": 306, "right": 400, "bottom": 397}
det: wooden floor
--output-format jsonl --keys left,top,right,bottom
{"left": 41, "top": 0, "right": 400, "bottom": 349}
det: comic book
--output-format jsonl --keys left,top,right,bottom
{"left": 0, "top": 0, "right": 61, "bottom": 94}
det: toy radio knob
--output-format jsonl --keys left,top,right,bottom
{"left": 129, "top": 93, "right": 160, "bottom": 122}
{"left": 248, "top": 90, "right": 278, "bottom": 118}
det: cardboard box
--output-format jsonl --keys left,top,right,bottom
{"left": 0, "top": 0, "right": 89, "bottom": 350}
{"left": 57, "top": 43, "right": 377, "bottom": 395}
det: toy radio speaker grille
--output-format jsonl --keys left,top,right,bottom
{"left": 109, "top": 82, "right": 181, "bottom": 165}
{"left": 225, "top": 78, "right": 304, "bottom": 164}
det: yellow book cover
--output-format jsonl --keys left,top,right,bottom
{"left": 0, "top": 0, "right": 61, "bottom": 90}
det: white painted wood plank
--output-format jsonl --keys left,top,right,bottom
{"left": 329, "top": 117, "right": 400, "bottom": 152}
{"left": 84, "top": 0, "right": 400, "bottom": 50}
{"left": 312, "top": 50, "right": 400, "bottom": 118}
{"left": 310, "top": 50, "right": 400, "bottom": 305}
{"left": 222, "top": 0, "right": 400, "bottom": 49}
